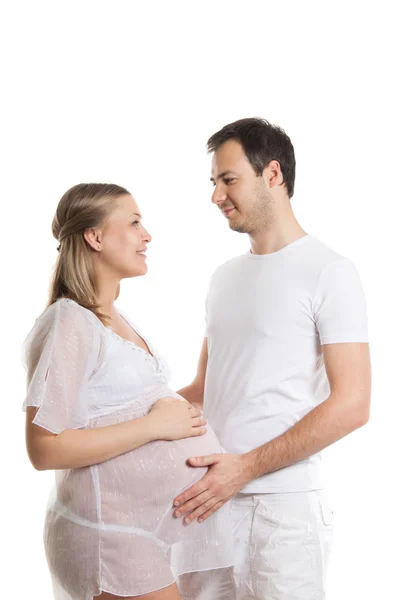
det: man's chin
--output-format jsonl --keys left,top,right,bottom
{"left": 229, "top": 219, "right": 248, "bottom": 234}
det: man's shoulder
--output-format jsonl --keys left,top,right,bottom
{"left": 208, "top": 236, "right": 353, "bottom": 287}
{"left": 210, "top": 253, "right": 247, "bottom": 280}
{"left": 292, "top": 235, "right": 356, "bottom": 281}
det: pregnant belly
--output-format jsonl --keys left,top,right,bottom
{"left": 56, "top": 401, "right": 223, "bottom": 542}
{"left": 97, "top": 427, "right": 222, "bottom": 531}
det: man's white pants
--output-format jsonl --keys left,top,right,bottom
{"left": 231, "top": 490, "right": 334, "bottom": 600}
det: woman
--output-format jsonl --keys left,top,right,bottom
{"left": 22, "top": 183, "right": 234, "bottom": 600}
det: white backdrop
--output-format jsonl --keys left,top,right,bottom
{"left": 1, "top": 1, "right": 399, "bottom": 598}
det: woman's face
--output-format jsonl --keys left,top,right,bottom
{"left": 98, "top": 194, "right": 152, "bottom": 279}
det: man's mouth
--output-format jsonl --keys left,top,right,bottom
{"left": 222, "top": 206, "right": 236, "bottom": 217}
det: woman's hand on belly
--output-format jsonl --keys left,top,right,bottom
{"left": 148, "top": 397, "right": 207, "bottom": 441}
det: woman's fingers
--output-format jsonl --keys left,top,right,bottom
{"left": 189, "top": 407, "right": 202, "bottom": 418}
{"left": 191, "top": 416, "right": 207, "bottom": 428}
{"left": 193, "top": 426, "right": 207, "bottom": 436}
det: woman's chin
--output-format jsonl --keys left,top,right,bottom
{"left": 133, "top": 264, "right": 148, "bottom": 277}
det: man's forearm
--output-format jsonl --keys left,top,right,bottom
{"left": 242, "top": 392, "right": 370, "bottom": 481}
{"left": 177, "top": 382, "right": 204, "bottom": 410}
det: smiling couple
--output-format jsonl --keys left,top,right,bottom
{"left": 23, "top": 117, "right": 370, "bottom": 600}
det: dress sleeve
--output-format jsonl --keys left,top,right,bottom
{"left": 21, "top": 300, "right": 101, "bottom": 434}
{"left": 313, "top": 257, "right": 369, "bottom": 345}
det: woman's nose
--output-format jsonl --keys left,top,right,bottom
{"left": 142, "top": 227, "right": 152, "bottom": 243}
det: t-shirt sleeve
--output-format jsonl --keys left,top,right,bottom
{"left": 21, "top": 300, "right": 101, "bottom": 434}
{"left": 313, "top": 257, "right": 369, "bottom": 345}
{"left": 204, "top": 275, "right": 213, "bottom": 338}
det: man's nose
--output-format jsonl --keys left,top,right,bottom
{"left": 211, "top": 185, "right": 227, "bottom": 205}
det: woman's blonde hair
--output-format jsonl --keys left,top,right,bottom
{"left": 48, "top": 183, "right": 130, "bottom": 324}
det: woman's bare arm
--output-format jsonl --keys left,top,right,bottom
{"left": 26, "top": 398, "right": 206, "bottom": 471}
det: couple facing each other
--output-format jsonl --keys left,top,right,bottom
{"left": 22, "top": 118, "right": 371, "bottom": 600}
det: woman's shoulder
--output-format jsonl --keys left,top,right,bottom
{"left": 21, "top": 298, "right": 105, "bottom": 366}
{"left": 27, "top": 298, "right": 104, "bottom": 340}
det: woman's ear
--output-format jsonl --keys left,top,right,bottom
{"left": 84, "top": 228, "right": 102, "bottom": 251}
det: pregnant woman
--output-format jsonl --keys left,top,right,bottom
{"left": 22, "top": 183, "right": 234, "bottom": 600}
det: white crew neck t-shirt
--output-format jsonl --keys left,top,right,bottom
{"left": 204, "top": 235, "right": 369, "bottom": 493}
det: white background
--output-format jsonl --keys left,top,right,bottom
{"left": 1, "top": 1, "right": 399, "bottom": 598}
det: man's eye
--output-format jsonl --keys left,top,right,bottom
{"left": 132, "top": 221, "right": 140, "bottom": 226}
{"left": 224, "top": 178, "right": 235, "bottom": 184}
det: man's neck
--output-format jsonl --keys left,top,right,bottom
{"left": 249, "top": 223, "right": 307, "bottom": 255}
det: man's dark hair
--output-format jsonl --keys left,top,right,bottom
{"left": 207, "top": 117, "right": 296, "bottom": 198}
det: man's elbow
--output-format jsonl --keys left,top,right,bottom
{"left": 352, "top": 396, "right": 371, "bottom": 429}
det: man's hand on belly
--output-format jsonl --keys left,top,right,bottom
{"left": 172, "top": 453, "right": 252, "bottom": 524}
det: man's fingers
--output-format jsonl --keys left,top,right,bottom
{"left": 198, "top": 500, "right": 226, "bottom": 523}
{"left": 174, "top": 488, "right": 207, "bottom": 516}
{"left": 174, "top": 490, "right": 212, "bottom": 518}
{"left": 187, "top": 454, "right": 220, "bottom": 467}
{"left": 183, "top": 496, "right": 219, "bottom": 524}
{"left": 173, "top": 481, "right": 209, "bottom": 512}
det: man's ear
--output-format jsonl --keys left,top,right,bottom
{"left": 262, "top": 160, "right": 283, "bottom": 189}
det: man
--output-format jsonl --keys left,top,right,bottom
{"left": 176, "top": 117, "right": 371, "bottom": 599}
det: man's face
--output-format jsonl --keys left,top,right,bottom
{"left": 210, "top": 139, "right": 274, "bottom": 234}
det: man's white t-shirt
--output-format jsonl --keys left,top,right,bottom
{"left": 204, "top": 234, "right": 368, "bottom": 493}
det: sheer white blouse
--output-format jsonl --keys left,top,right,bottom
{"left": 22, "top": 298, "right": 234, "bottom": 599}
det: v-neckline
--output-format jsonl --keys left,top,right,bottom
{"left": 108, "top": 313, "right": 155, "bottom": 359}
{"left": 58, "top": 298, "right": 156, "bottom": 360}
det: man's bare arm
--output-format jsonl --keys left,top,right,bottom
{"left": 174, "top": 342, "right": 371, "bottom": 523}
{"left": 244, "top": 342, "right": 371, "bottom": 479}
{"left": 177, "top": 337, "right": 208, "bottom": 410}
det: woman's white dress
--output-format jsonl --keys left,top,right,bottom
{"left": 21, "top": 298, "right": 234, "bottom": 599}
